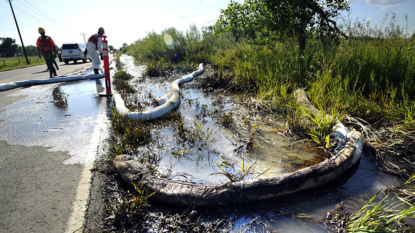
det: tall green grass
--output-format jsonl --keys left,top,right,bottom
{"left": 124, "top": 18, "right": 415, "bottom": 143}
{"left": 0, "top": 56, "right": 46, "bottom": 71}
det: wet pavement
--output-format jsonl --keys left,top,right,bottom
{"left": 0, "top": 64, "right": 113, "bottom": 232}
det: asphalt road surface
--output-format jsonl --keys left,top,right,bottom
{"left": 0, "top": 59, "right": 93, "bottom": 84}
{"left": 0, "top": 60, "right": 112, "bottom": 232}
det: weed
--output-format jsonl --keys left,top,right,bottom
{"left": 172, "top": 149, "right": 190, "bottom": 159}
{"left": 144, "top": 60, "right": 160, "bottom": 77}
{"left": 212, "top": 157, "right": 255, "bottom": 182}
{"left": 110, "top": 108, "right": 129, "bottom": 136}
{"left": 112, "top": 71, "right": 136, "bottom": 96}
{"left": 105, "top": 183, "right": 155, "bottom": 231}
{"left": 137, "top": 149, "right": 162, "bottom": 176}
{"left": 113, "top": 70, "right": 134, "bottom": 81}
{"left": 174, "top": 113, "right": 186, "bottom": 138}
{"left": 212, "top": 156, "right": 273, "bottom": 182}
{"left": 188, "top": 120, "right": 212, "bottom": 143}
{"left": 108, "top": 107, "right": 151, "bottom": 167}
{"left": 115, "top": 53, "right": 125, "bottom": 70}
{"left": 346, "top": 190, "right": 415, "bottom": 232}
{"left": 246, "top": 129, "right": 257, "bottom": 150}
{"left": 299, "top": 105, "right": 341, "bottom": 149}
{"left": 246, "top": 122, "right": 260, "bottom": 150}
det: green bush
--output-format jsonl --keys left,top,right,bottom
{"left": 127, "top": 25, "right": 231, "bottom": 66}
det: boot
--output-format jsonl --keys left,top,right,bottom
{"left": 94, "top": 69, "right": 99, "bottom": 74}
{"left": 53, "top": 68, "right": 57, "bottom": 76}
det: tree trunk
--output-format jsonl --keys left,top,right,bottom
{"left": 298, "top": 28, "right": 306, "bottom": 57}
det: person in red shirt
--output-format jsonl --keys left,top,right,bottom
{"left": 86, "top": 27, "right": 104, "bottom": 74}
{"left": 36, "top": 27, "right": 58, "bottom": 78}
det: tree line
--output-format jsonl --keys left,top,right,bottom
{"left": 0, "top": 37, "right": 39, "bottom": 57}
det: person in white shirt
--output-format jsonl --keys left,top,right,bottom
{"left": 86, "top": 27, "right": 104, "bottom": 74}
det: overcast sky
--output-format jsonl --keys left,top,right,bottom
{"left": 1, "top": 0, "right": 414, "bottom": 50}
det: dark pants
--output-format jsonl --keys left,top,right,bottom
{"left": 42, "top": 51, "right": 55, "bottom": 76}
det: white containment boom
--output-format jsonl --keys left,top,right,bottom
{"left": 112, "top": 63, "right": 204, "bottom": 121}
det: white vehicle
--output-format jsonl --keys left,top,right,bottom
{"left": 61, "top": 43, "right": 91, "bottom": 64}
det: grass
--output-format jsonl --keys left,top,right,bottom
{"left": 123, "top": 17, "right": 415, "bottom": 133}
{"left": 115, "top": 53, "right": 124, "bottom": 71}
{"left": 0, "top": 56, "right": 47, "bottom": 71}
{"left": 213, "top": 157, "right": 256, "bottom": 182}
{"left": 114, "top": 14, "right": 415, "bottom": 231}
{"left": 106, "top": 107, "right": 151, "bottom": 169}
{"left": 213, "top": 156, "right": 273, "bottom": 183}
{"left": 188, "top": 120, "right": 212, "bottom": 143}
{"left": 105, "top": 182, "right": 155, "bottom": 232}
{"left": 112, "top": 71, "right": 135, "bottom": 94}
{"left": 299, "top": 105, "right": 341, "bottom": 149}
{"left": 346, "top": 190, "right": 415, "bottom": 232}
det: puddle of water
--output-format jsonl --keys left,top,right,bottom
{"left": 120, "top": 55, "right": 324, "bottom": 183}
{"left": 118, "top": 55, "right": 412, "bottom": 232}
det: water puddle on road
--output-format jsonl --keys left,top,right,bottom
{"left": 0, "top": 64, "right": 113, "bottom": 165}
{"left": 117, "top": 55, "right": 410, "bottom": 232}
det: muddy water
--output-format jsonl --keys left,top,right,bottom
{"left": 119, "top": 55, "right": 409, "bottom": 232}
{"left": 121, "top": 55, "right": 324, "bottom": 184}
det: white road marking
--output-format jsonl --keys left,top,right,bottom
{"left": 65, "top": 99, "right": 108, "bottom": 233}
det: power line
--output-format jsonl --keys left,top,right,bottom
{"left": 18, "top": 0, "right": 78, "bottom": 34}
{"left": 12, "top": 4, "right": 68, "bottom": 34}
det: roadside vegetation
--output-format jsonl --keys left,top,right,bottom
{"left": 0, "top": 56, "right": 47, "bottom": 71}
{"left": 108, "top": 0, "right": 415, "bottom": 231}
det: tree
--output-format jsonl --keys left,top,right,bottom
{"left": 109, "top": 45, "right": 114, "bottom": 51}
{"left": 16, "top": 45, "right": 37, "bottom": 56}
{"left": 0, "top": 37, "right": 19, "bottom": 57}
{"left": 119, "top": 43, "right": 130, "bottom": 53}
{"left": 213, "top": 0, "right": 350, "bottom": 55}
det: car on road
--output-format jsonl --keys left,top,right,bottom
{"left": 61, "top": 43, "right": 91, "bottom": 64}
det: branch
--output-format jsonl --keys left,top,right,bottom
{"left": 306, "top": 3, "right": 349, "bottom": 39}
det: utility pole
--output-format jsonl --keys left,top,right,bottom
{"left": 81, "top": 33, "right": 87, "bottom": 44}
{"left": 8, "top": 0, "right": 29, "bottom": 64}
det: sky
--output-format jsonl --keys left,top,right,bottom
{"left": 1, "top": 0, "right": 414, "bottom": 50}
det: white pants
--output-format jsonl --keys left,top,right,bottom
{"left": 87, "top": 41, "right": 100, "bottom": 69}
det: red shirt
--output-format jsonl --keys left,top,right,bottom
{"left": 36, "top": 36, "right": 55, "bottom": 52}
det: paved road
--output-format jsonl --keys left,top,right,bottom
{"left": 0, "top": 61, "right": 112, "bottom": 232}
{"left": 0, "top": 59, "right": 93, "bottom": 84}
